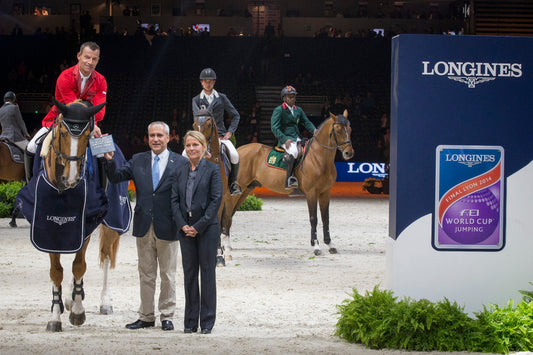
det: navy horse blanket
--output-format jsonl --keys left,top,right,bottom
{"left": 16, "top": 144, "right": 132, "bottom": 254}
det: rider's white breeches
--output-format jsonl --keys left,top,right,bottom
{"left": 27, "top": 127, "right": 49, "bottom": 154}
{"left": 282, "top": 139, "right": 300, "bottom": 159}
{"left": 221, "top": 139, "right": 239, "bottom": 164}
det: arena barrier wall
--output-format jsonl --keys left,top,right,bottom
{"left": 386, "top": 34, "right": 533, "bottom": 313}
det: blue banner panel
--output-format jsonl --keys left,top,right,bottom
{"left": 390, "top": 34, "right": 533, "bottom": 243}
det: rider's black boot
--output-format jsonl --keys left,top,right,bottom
{"left": 285, "top": 156, "right": 298, "bottom": 189}
{"left": 24, "top": 150, "right": 35, "bottom": 183}
{"left": 228, "top": 162, "right": 242, "bottom": 195}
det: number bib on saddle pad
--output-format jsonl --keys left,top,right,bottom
{"left": 29, "top": 174, "right": 95, "bottom": 253}
{"left": 265, "top": 147, "right": 303, "bottom": 170}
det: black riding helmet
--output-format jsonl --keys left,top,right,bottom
{"left": 280, "top": 86, "right": 297, "bottom": 100}
{"left": 4, "top": 91, "right": 16, "bottom": 103}
{"left": 199, "top": 68, "right": 216, "bottom": 80}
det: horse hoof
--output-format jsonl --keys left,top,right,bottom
{"left": 329, "top": 248, "right": 338, "bottom": 254}
{"left": 216, "top": 256, "right": 226, "bottom": 267}
{"left": 46, "top": 321, "right": 62, "bottom": 332}
{"left": 100, "top": 305, "right": 114, "bottom": 315}
{"left": 8, "top": 221, "right": 17, "bottom": 228}
{"left": 69, "top": 312, "right": 86, "bottom": 326}
{"left": 314, "top": 249, "right": 322, "bottom": 256}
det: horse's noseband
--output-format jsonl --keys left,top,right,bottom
{"left": 313, "top": 119, "right": 352, "bottom": 151}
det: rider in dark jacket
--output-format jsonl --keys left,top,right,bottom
{"left": 192, "top": 68, "right": 241, "bottom": 195}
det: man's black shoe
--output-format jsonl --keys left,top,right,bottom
{"left": 201, "top": 328, "right": 212, "bottom": 334}
{"left": 161, "top": 320, "right": 174, "bottom": 331}
{"left": 125, "top": 319, "right": 155, "bottom": 329}
{"left": 184, "top": 327, "right": 198, "bottom": 333}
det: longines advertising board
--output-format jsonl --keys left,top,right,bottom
{"left": 387, "top": 34, "right": 533, "bottom": 313}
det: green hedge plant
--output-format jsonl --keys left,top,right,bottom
{"left": 336, "top": 285, "right": 533, "bottom": 353}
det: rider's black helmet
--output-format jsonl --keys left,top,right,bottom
{"left": 280, "top": 86, "right": 297, "bottom": 100}
{"left": 3, "top": 91, "right": 16, "bottom": 103}
{"left": 199, "top": 68, "right": 216, "bottom": 80}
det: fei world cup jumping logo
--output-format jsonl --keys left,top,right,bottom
{"left": 434, "top": 145, "right": 505, "bottom": 251}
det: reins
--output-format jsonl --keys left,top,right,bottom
{"left": 196, "top": 116, "right": 220, "bottom": 164}
{"left": 312, "top": 120, "right": 351, "bottom": 151}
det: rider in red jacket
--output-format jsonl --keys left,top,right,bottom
{"left": 41, "top": 62, "right": 107, "bottom": 128}
{"left": 26, "top": 41, "right": 107, "bottom": 181}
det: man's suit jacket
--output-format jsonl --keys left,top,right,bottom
{"left": 107, "top": 150, "right": 187, "bottom": 240}
{"left": 171, "top": 158, "right": 222, "bottom": 237}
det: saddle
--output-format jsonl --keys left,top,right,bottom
{"left": 0, "top": 138, "right": 24, "bottom": 164}
{"left": 265, "top": 141, "right": 306, "bottom": 170}
{"left": 220, "top": 143, "right": 231, "bottom": 176}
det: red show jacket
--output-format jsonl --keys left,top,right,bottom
{"left": 42, "top": 64, "right": 107, "bottom": 127}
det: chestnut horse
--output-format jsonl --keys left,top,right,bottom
{"left": 0, "top": 139, "right": 26, "bottom": 227}
{"left": 193, "top": 112, "right": 233, "bottom": 266}
{"left": 225, "top": 112, "right": 354, "bottom": 256}
{"left": 0, "top": 142, "right": 25, "bottom": 182}
{"left": 29, "top": 99, "right": 122, "bottom": 331}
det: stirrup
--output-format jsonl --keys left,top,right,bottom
{"left": 229, "top": 182, "right": 242, "bottom": 195}
{"left": 286, "top": 176, "right": 298, "bottom": 189}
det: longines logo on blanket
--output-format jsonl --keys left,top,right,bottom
{"left": 47, "top": 215, "right": 77, "bottom": 226}
{"left": 422, "top": 61, "right": 522, "bottom": 88}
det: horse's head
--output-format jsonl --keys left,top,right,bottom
{"left": 193, "top": 109, "right": 217, "bottom": 144}
{"left": 46, "top": 98, "right": 105, "bottom": 192}
{"left": 314, "top": 110, "right": 354, "bottom": 160}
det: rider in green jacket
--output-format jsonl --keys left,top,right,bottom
{"left": 271, "top": 86, "right": 316, "bottom": 189}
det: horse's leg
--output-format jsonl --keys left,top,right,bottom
{"left": 99, "top": 225, "right": 121, "bottom": 314}
{"left": 306, "top": 196, "right": 321, "bottom": 256}
{"left": 8, "top": 206, "right": 18, "bottom": 228}
{"left": 69, "top": 236, "right": 90, "bottom": 326}
{"left": 220, "top": 200, "right": 234, "bottom": 261}
{"left": 318, "top": 192, "right": 337, "bottom": 254}
{"left": 47, "top": 253, "right": 64, "bottom": 332}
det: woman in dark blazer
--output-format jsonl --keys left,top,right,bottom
{"left": 171, "top": 130, "right": 222, "bottom": 334}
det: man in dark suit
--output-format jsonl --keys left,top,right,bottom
{"left": 104, "top": 121, "right": 187, "bottom": 331}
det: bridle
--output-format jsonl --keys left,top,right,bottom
{"left": 194, "top": 115, "right": 219, "bottom": 161}
{"left": 48, "top": 115, "right": 92, "bottom": 189}
{"left": 312, "top": 118, "right": 352, "bottom": 152}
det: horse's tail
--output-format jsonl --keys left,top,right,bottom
{"left": 99, "top": 225, "right": 121, "bottom": 269}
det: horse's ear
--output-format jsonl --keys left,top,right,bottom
{"left": 343, "top": 109, "right": 348, "bottom": 118}
{"left": 52, "top": 97, "right": 68, "bottom": 114}
{"left": 329, "top": 112, "right": 337, "bottom": 120}
{"left": 87, "top": 102, "right": 106, "bottom": 117}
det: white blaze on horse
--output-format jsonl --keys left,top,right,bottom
{"left": 16, "top": 98, "right": 130, "bottom": 332}
{"left": 226, "top": 112, "right": 354, "bottom": 256}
